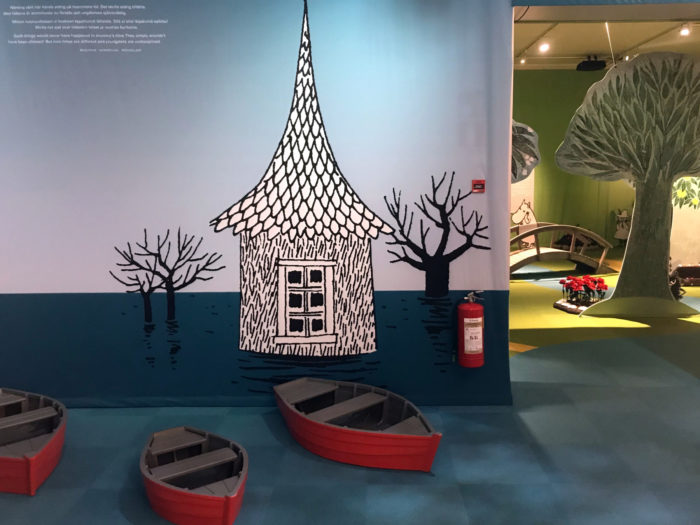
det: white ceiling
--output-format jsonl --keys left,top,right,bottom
{"left": 514, "top": 4, "right": 700, "bottom": 70}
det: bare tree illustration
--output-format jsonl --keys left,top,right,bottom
{"left": 384, "top": 172, "right": 490, "bottom": 297}
{"left": 556, "top": 52, "right": 700, "bottom": 317}
{"left": 111, "top": 228, "right": 225, "bottom": 321}
{"left": 110, "top": 232, "right": 162, "bottom": 324}
{"left": 139, "top": 229, "right": 225, "bottom": 321}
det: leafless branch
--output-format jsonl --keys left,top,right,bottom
{"left": 383, "top": 190, "right": 428, "bottom": 260}
{"left": 110, "top": 236, "right": 163, "bottom": 294}
{"left": 112, "top": 228, "right": 225, "bottom": 296}
{"left": 385, "top": 171, "right": 490, "bottom": 263}
{"left": 446, "top": 207, "right": 490, "bottom": 262}
{"left": 387, "top": 247, "right": 425, "bottom": 271}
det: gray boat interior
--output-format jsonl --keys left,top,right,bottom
{"left": 144, "top": 427, "right": 245, "bottom": 496}
{"left": 0, "top": 389, "right": 63, "bottom": 450}
{"left": 278, "top": 378, "right": 434, "bottom": 436}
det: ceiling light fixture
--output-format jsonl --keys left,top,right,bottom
{"left": 625, "top": 55, "right": 630, "bottom": 61}
{"left": 538, "top": 42, "right": 550, "bottom": 53}
{"left": 520, "top": 58, "right": 526, "bottom": 64}
{"left": 680, "top": 25, "right": 691, "bottom": 37}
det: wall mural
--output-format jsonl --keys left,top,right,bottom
{"left": 111, "top": 229, "right": 225, "bottom": 323}
{"left": 556, "top": 52, "right": 700, "bottom": 318}
{"left": 673, "top": 177, "right": 700, "bottom": 210}
{"left": 0, "top": 0, "right": 513, "bottom": 405}
{"left": 210, "top": 1, "right": 391, "bottom": 357}
{"left": 383, "top": 172, "right": 490, "bottom": 298}
{"left": 510, "top": 120, "right": 540, "bottom": 248}
{"left": 671, "top": 177, "right": 700, "bottom": 266}
{"left": 511, "top": 200, "right": 537, "bottom": 228}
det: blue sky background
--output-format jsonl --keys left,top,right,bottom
{"left": 0, "top": 0, "right": 511, "bottom": 292}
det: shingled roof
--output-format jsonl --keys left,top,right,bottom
{"left": 211, "top": 2, "right": 392, "bottom": 241}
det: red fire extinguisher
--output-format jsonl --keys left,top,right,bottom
{"left": 458, "top": 291, "right": 484, "bottom": 368}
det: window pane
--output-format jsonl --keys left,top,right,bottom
{"left": 288, "top": 293, "right": 303, "bottom": 308}
{"left": 288, "top": 270, "right": 302, "bottom": 284}
{"left": 289, "top": 318, "right": 304, "bottom": 333}
{"left": 311, "top": 319, "right": 324, "bottom": 332}
{"left": 310, "top": 292, "right": 324, "bottom": 307}
{"left": 309, "top": 269, "right": 323, "bottom": 283}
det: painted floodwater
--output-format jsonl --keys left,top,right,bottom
{"left": 0, "top": 291, "right": 510, "bottom": 406}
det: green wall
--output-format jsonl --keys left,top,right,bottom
{"left": 513, "top": 70, "right": 635, "bottom": 242}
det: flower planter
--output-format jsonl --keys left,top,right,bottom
{"left": 553, "top": 299, "right": 589, "bottom": 315}
{"left": 555, "top": 275, "right": 608, "bottom": 315}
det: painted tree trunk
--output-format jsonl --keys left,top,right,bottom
{"left": 165, "top": 283, "right": 176, "bottom": 321}
{"left": 424, "top": 259, "right": 450, "bottom": 298}
{"left": 141, "top": 292, "right": 153, "bottom": 324}
{"left": 613, "top": 178, "right": 674, "bottom": 300}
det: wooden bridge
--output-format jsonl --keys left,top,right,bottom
{"left": 510, "top": 223, "right": 614, "bottom": 274}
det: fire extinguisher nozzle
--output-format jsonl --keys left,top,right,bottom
{"left": 465, "top": 291, "right": 484, "bottom": 303}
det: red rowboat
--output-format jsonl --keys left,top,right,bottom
{"left": 274, "top": 377, "right": 442, "bottom": 472}
{"left": 0, "top": 388, "right": 67, "bottom": 496}
{"left": 140, "top": 427, "right": 248, "bottom": 525}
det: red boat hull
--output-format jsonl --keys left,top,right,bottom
{"left": 0, "top": 421, "right": 66, "bottom": 496}
{"left": 275, "top": 393, "right": 442, "bottom": 472}
{"left": 143, "top": 472, "right": 247, "bottom": 525}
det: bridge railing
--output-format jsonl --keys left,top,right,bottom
{"left": 510, "top": 223, "right": 613, "bottom": 273}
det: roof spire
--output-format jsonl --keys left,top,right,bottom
{"left": 295, "top": 0, "right": 314, "bottom": 106}
{"left": 211, "top": 0, "right": 392, "bottom": 240}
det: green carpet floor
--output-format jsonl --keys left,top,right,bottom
{"left": 510, "top": 269, "right": 700, "bottom": 378}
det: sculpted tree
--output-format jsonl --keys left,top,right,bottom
{"left": 384, "top": 172, "right": 490, "bottom": 297}
{"left": 556, "top": 53, "right": 700, "bottom": 317}
{"left": 512, "top": 120, "right": 541, "bottom": 183}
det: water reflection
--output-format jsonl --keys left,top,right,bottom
{"left": 418, "top": 296, "right": 456, "bottom": 370}
{"left": 166, "top": 320, "right": 181, "bottom": 369}
{"left": 143, "top": 323, "right": 156, "bottom": 368}
{"left": 237, "top": 353, "right": 380, "bottom": 394}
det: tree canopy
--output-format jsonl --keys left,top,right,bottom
{"left": 556, "top": 53, "right": 700, "bottom": 184}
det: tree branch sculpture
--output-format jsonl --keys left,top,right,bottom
{"left": 556, "top": 52, "right": 700, "bottom": 317}
{"left": 384, "top": 172, "right": 489, "bottom": 297}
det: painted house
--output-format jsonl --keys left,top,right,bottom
{"left": 211, "top": 2, "right": 391, "bottom": 357}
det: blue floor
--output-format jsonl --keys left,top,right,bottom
{"left": 2, "top": 338, "right": 699, "bottom": 524}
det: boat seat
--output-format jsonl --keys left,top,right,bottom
{"left": 383, "top": 416, "right": 429, "bottom": 436}
{"left": 150, "top": 429, "right": 207, "bottom": 456}
{"left": 1, "top": 432, "right": 54, "bottom": 458}
{"left": 190, "top": 476, "right": 241, "bottom": 496}
{"left": 150, "top": 447, "right": 237, "bottom": 482}
{"left": 307, "top": 392, "right": 386, "bottom": 423}
{"left": 276, "top": 379, "right": 339, "bottom": 405}
{"left": 0, "top": 406, "right": 58, "bottom": 431}
{"left": 0, "top": 393, "right": 25, "bottom": 409}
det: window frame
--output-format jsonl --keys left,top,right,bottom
{"left": 275, "top": 259, "right": 337, "bottom": 344}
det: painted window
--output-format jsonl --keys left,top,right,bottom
{"left": 276, "top": 260, "right": 337, "bottom": 344}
